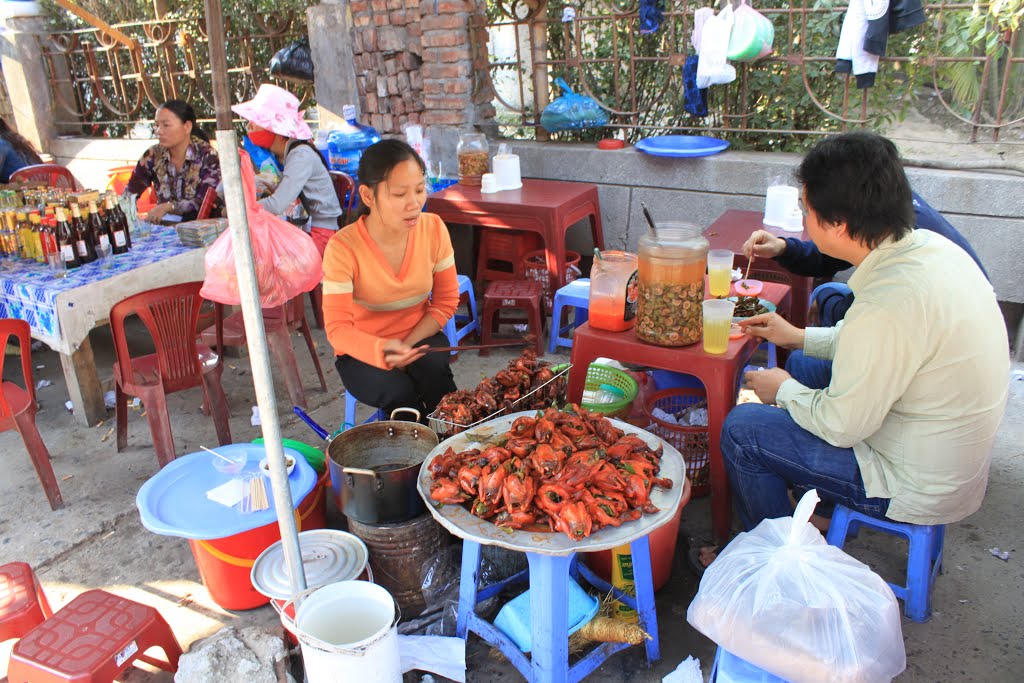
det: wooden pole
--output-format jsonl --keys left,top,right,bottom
{"left": 52, "top": 0, "right": 138, "bottom": 51}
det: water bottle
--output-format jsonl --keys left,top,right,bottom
{"left": 313, "top": 129, "right": 331, "bottom": 167}
{"left": 327, "top": 105, "right": 381, "bottom": 182}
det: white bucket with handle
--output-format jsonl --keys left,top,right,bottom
{"left": 280, "top": 580, "right": 401, "bottom": 683}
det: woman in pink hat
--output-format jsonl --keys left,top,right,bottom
{"left": 232, "top": 84, "right": 342, "bottom": 256}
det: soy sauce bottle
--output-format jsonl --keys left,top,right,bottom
{"left": 54, "top": 206, "right": 80, "bottom": 268}
{"left": 88, "top": 200, "right": 111, "bottom": 251}
{"left": 69, "top": 203, "right": 95, "bottom": 264}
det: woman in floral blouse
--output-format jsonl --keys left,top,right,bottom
{"left": 126, "top": 100, "right": 221, "bottom": 221}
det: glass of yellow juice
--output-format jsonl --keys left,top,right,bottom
{"left": 707, "top": 249, "right": 733, "bottom": 297}
{"left": 702, "top": 299, "right": 735, "bottom": 354}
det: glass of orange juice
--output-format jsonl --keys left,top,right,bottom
{"left": 702, "top": 299, "right": 735, "bottom": 354}
{"left": 707, "top": 249, "right": 733, "bottom": 297}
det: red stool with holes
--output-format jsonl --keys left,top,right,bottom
{"left": 480, "top": 280, "right": 544, "bottom": 356}
{"left": 476, "top": 229, "right": 543, "bottom": 282}
{"left": 1, "top": 562, "right": 52, "bottom": 642}
{"left": 7, "top": 589, "right": 182, "bottom": 682}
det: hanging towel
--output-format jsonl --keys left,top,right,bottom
{"left": 836, "top": 0, "right": 925, "bottom": 89}
{"left": 683, "top": 55, "right": 709, "bottom": 117}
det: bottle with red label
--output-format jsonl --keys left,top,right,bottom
{"left": 55, "top": 206, "right": 80, "bottom": 268}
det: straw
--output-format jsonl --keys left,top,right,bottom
{"left": 594, "top": 247, "right": 603, "bottom": 261}
{"left": 201, "top": 445, "right": 238, "bottom": 466}
{"left": 640, "top": 202, "right": 659, "bottom": 238}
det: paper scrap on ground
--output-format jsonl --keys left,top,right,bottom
{"left": 64, "top": 400, "right": 74, "bottom": 412}
{"left": 989, "top": 547, "right": 1010, "bottom": 561}
{"left": 206, "top": 479, "right": 245, "bottom": 508}
{"left": 662, "top": 655, "right": 702, "bottom": 683}
{"left": 104, "top": 390, "right": 117, "bottom": 409}
{"left": 398, "top": 635, "right": 466, "bottom": 683}
{"left": 251, "top": 406, "right": 261, "bottom": 426}
{"left": 35, "top": 379, "right": 52, "bottom": 389}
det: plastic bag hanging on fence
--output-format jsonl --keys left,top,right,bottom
{"left": 200, "top": 151, "right": 322, "bottom": 308}
{"left": 268, "top": 38, "right": 315, "bottom": 83}
{"left": 686, "top": 490, "right": 906, "bottom": 683}
{"left": 727, "top": 0, "right": 775, "bottom": 62}
{"left": 638, "top": 0, "right": 664, "bottom": 34}
{"left": 696, "top": 5, "right": 736, "bottom": 88}
{"left": 540, "top": 78, "right": 610, "bottom": 133}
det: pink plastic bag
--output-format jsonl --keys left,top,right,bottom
{"left": 201, "top": 152, "right": 322, "bottom": 308}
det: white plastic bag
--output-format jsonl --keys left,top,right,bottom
{"left": 696, "top": 5, "right": 736, "bottom": 88}
{"left": 686, "top": 490, "right": 906, "bottom": 683}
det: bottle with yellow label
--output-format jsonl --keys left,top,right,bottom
{"left": 610, "top": 544, "right": 638, "bottom": 622}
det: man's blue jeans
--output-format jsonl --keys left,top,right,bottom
{"left": 721, "top": 403, "right": 890, "bottom": 531}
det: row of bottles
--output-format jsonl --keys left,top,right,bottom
{"left": 0, "top": 195, "right": 132, "bottom": 269}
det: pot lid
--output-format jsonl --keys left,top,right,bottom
{"left": 251, "top": 529, "right": 369, "bottom": 600}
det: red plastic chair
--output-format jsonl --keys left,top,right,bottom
{"left": 7, "top": 589, "right": 182, "bottom": 682}
{"left": 111, "top": 282, "right": 232, "bottom": 468}
{"left": 196, "top": 186, "right": 218, "bottom": 220}
{"left": 9, "top": 164, "right": 81, "bottom": 191}
{"left": 0, "top": 562, "right": 53, "bottom": 643}
{"left": 0, "top": 319, "right": 63, "bottom": 510}
{"left": 200, "top": 297, "right": 327, "bottom": 410}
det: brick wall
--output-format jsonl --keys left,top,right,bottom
{"left": 347, "top": 0, "right": 494, "bottom": 134}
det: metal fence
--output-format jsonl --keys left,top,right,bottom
{"left": 480, "top": 0, "right": 1023, "bottom": 148}
{"left": 36, "top": 12, "right": 311, "bottom": 134}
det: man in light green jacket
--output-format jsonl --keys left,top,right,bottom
{"left": 694, "top": 132, "right": 1009, "bottom": 572}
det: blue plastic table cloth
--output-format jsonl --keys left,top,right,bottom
{"left": 136, "top": 444, "right": 316, "bottom": 541}
{"left": 0, "top": 225, "right": 196, "bottom": 341}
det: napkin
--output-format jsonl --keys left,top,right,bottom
{"left": 206, "top": 479, "right": 244, "bottom": 508}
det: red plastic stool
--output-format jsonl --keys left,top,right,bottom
{"left": 480, "top": 280, "right": 544, "bottom": 356}
{"left": 7, "top": 589, "right": 182, "bottom": 682}
{"left": 476, "top": 229, "right": 543, "bottom": 282}
{"left": 1, "top": 562, "right": 52, "bottom": 642}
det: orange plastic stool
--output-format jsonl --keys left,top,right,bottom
{"left": 476, "top": 229, "right": 543, "bottom": 282}
{"left": 480, "top": 280, "right": 544, "bottom": 356}
{"left": 0, "top": 562, "right": 52, "bottom": 642}
{"left": 7, "top": 589, "right": 182, "bottom": 682}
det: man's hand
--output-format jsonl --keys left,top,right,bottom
{"left": 744, "top": 367, "right": 792, "bottom": 405}
{"left": 382, "top": 339, "right": 427, "bottom": 369}
{"left": 739, "top": 312, "right": 805, "bottom": 349}
{"left": 742, "top": 230, "right": 787, "bottom": 260}
{"left": 146, "top": 202, "right": 173, "bottom": 222}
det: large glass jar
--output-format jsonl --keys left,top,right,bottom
{"left": 636, "top": 223, "right": 709, "bottom": 346}
{"left": 589, "top": 251, "right": 638, "bottom": 332}
{"left": 457, "top": 133, "right": 489, "bottom": 186}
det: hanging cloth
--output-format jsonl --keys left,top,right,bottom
{"left": 836, "top": 0, "right": 925, "bottom": 88}
{"left": 639, "top": 0, "right": 664, "bottom": 34}
{"left": 682, "top": 56, "right": 709, "bottom": 117}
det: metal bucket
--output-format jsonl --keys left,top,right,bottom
{"left": 347, "top": 512, "right": 451, "bottom": 617}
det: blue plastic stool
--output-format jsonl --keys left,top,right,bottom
{"left": 456, "top": 536, "right": 660, "bottom": 682}
{"left": 825, "top": 505, "right": 945, "bottom": 622}
{"left": 442, "top": 274, "right": 479, "bottom": 356}
{"left": 343, "top": 389, "right": 384, "bottom": 427}
{"left": 547, "top": 278, "right": 590, "bottom": 353}
{"left": 710, "top": 647, "right": 792, "bottom": 682}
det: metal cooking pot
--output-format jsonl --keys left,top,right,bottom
{"left": 294, "top": 407, "right": 438, "bottom": 525}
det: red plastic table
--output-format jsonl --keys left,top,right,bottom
{"left": 705, "top": 210, "right": 814, "bottom": 329}
{"left": 426, "top": 179, "right": 605, "bottom": 291}
{"left": 567, "top": 281, "right": 792, "bottom": 542}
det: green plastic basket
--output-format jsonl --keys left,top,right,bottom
{"left": 580, "top": 364, "right": 638, "bottom": 418}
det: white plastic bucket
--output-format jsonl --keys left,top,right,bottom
{"left": 284, "top": 580, "right": 401, "bottom": 683}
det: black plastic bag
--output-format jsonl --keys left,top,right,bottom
{"left": 269, "top": 38, "right": 314, "bottom": 83}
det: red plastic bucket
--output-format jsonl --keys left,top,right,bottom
{"left": 583, "top": 477, "right": 690, "bottom": 591}
{"left": 188, "top": 473, "right": 329, "bottom": 611}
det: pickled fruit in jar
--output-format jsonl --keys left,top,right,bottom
{"left": 635, "top": 223, "right": 708, "bottom": 347}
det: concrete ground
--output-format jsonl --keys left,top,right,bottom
{"left": 1, "top": 305, "right": 1022, "bottom": 682}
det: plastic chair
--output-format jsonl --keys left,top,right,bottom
{"left": 442, "top": 274, "right": 479, "bottom": 357}
{"left": 7, "top": 589, "right": 183, "bottom": 682}
{"left": 0, "top": 319, "right": 63, "bottom": 510}
{"left": 480, "top": 280, "right": 544, "bottom": 356}
{"left": 201, "top": 297, "right": 327, "bottom": 411}
{"left": 825, "top": 505, "right": 945, "bottom": 622}
{"left": 344, "top": 389, "right": 385, "bottom": 427}
{"left": 710, "top": 647, "right": 792, "bottom": 682}
{"left": 548, "top": 278, "right": 590, "bottom": 353}
{"left": 0, "top": 562, "right": 53, "bottom": 643}
{"left": 111, "top": 282, "right": 232, "bottom": 468}
{"left": 9, "top": 164, "right": 81, "bottom": 191}
{"left": 476, "top": 229, "right": 543, "bottom": 282}
{"left": 196, "top": 186, "right": 217, "bottom": 220}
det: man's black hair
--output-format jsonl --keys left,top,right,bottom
{"left": 796, "top": 132, "right": 914, "bottom": 249}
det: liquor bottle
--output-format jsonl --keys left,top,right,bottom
{"left": 88, "top": 200, "right": 111, "bottom": 252}
{"left": 105, "top": 195, "right": 131, "bottom": 253}
{"left": 15, "top": 211, "right": 32, "bottom": 260}
{"left": 69, "top": 203, "right": 96, "bottom": 264}
{"left": 54, "top": 206, "right": 80, "bottom": 268}
{"left": 41, "top": 217, "right": 59, "bottom": 259}
{"left": 30, "top": 212, "right": 49, "bottom": 261}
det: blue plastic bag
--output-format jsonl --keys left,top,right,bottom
{"left": 540, "top": 78, "right": 609, "bottom": 133}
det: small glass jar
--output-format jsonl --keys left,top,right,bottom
{"left": 589, "top": 251, "right": 638, "bottom": 332}
{"left": 636, "top": 222, "right": 709, "bottom": 347}
{"left": 456, "top": 133, "right": 489, "bottom": 186}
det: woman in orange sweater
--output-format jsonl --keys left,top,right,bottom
{"left": 322, "top": 139, "right": 459, "bottom": 419}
